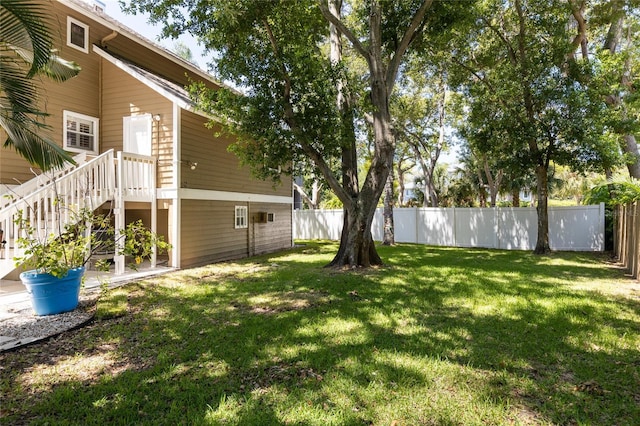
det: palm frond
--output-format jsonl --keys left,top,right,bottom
{"left": 0, "top": 0, "right": 52, "bottom": 77}
{"left": 1, "top": 115, "right": 73, "bottom": 171}
{"left": 41, "top": 53, "right": 82, "bottom": 82}
{"left": 0, "top": 1, "right": 81, "bottom": 170}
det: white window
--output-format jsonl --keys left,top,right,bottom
{"left": 64, "top": 111, "right": 98, "bottom": 155}
{"left": 67, "top": 17, "right": 89, "bottom": 53}
{"left": 235, "top": 206, "right": 248, "bottom": 229}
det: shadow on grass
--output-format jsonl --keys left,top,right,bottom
{"left": 1, "top": 242, "right": 639, "bottom": 425}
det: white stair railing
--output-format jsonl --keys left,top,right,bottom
{"left": 113, "top": 152, "right": 157, "bottom": 274}
{"left": 117, "top": 152, "right": 156, "bottom": 201}
{"left": 0, "top": 152, "right": 90, "bottom": 210}
{"left": 0, "top": 150, "right": 115, "bottom": 279}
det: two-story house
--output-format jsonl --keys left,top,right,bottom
{"left": 0, "top": 0, "right": 293, "bottom": 279}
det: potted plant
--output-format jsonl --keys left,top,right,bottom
{"left": 14, "top": 202, "right": 170, "bottom": 316}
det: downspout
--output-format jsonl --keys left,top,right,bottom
{"left": 172, "top": 103, "right": 181, "bottom": 268}
{"left": 98, "top": 31, "right": 119, "bottom": 124}
{"left": 96, "top": 30, "right": 118, "bottom": 155}
{"left": 100, "top": 31, "right": 118, "bottom": 48}
{"left": 98, "top": 32, "right": 118, "bottom": 125}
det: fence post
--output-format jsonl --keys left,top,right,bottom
{"left": 494, "top": 207, "right": 500, "bottom": 249}
{"left": 415, "top": 207, "right": 419, "bottom": 244}
{"left": 622, "top": 204, "right": 629, "bottom": 265}
{"left": 625, "top": 203, "right": 632, "bottom": 271}
{"left": 598, "top": 202, "right": 605, "bottom": 251}
{"left": 452, "top": 207, "right": 457, "bottom": 247}
{"left": 633, "top": 203, "right": 639, "bottom": 279}
{"left": 613, "top": 205, "right": 619, "bottom": 260}
{"left": 620, "top": 204, "right": 627, "bottom": 267}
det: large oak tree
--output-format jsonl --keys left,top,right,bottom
{"left": 123, "top": 0, "right": 443, "bottom": 267}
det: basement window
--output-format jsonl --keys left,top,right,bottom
{"left": 67, "top": 17, "right": 89, "bottom": 53}
{"left": 235, "top": 206, "right": 248, "bottom": 229}
{"left": 64, "top": 111, "right": 99, "bottom": 155}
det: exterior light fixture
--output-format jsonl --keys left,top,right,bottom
{"left": 182, "top": 160, "right": 197, "bottom": 170}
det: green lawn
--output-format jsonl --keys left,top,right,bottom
{"left": 1, "top": 241, "right": 639, "bottom": 425}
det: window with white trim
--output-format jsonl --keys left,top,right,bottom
{"left": 64, "top": 111, "right": 99, "bottom": 155}
{"left": 67, "top": 17, "right": 89, "bottom": 53}
{"left": 235, "top": 206, "right": 248, "bottom": 229}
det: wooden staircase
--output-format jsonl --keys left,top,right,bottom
{"left": 0, "top": 149, "right": 158, "bottom": 279}
{"left": 0, "top": 150, "right": 116, "bottom": 279}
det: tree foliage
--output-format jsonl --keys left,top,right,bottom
{"left": 453, "top": 0, "right": 623, "bottom": 253}
{"left": 584, "top": 178, "right": 640, "bottom": 205}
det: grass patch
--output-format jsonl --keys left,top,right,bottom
{"left": 1, "top": 241, "right": 639, "bottom": 425}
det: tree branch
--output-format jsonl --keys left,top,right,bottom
{"left": 299, "top": 140, "right": 352, "bottom": 207}
{"left": 262, "top": 18, "right": 352, "bottom": 207}
{"left": 293, "top": 181, "right": 322, "bottom": 209}
{"left": 318, "top": 0, "right": 370, "bottom": 61}
{"left": 386, "top": 0, "right": 435, "bottom": 94}
{"left": 568, "top": 0, "right": 588, "bottom": 60}
{"left": 481, "top": 16, "right": 518, "bottom": 65}
{"left": 262, "top": 19, "right": 293, "bottom": 111}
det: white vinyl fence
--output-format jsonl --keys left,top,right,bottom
{"left": 294, "top": 204, "right": 606, "bottom": 251}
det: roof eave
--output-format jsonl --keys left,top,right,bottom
{"left": 58, "top": 0, "right": 225, "bottom": 90}
{"left": 93, "top": 45, "right": 222, "bottom": 122}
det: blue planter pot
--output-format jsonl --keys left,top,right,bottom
{"left": 20, "top": 267, "right": 85, "bottom": 316}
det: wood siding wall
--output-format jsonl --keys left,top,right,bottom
{"left": 1, "top": 0, "right": 208, "bottom": 185}
{"left": 2, "top": 1, "right": 103, "bottom": 183}
{"left": 3, "top": 1, "right": 294, "bottom": 270}
{"left": 181, "top": 200, "right": 292, "bottom": 268}
{"left": 180, "top": 111, "right": 291, "bottom": 196}
{"left": 250, "top": 203, "right": 293, "bottom": 256}
{"left": 0, "top": 132, "right": 34, "bottom": 185}
{"left": 100, "top": 60, "right": 174, "bottom": 186}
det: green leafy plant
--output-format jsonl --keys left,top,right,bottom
{"left": 13, "top": 201, "right": 170, "bottom": 278}
{"left": 584, "top": 178, "right": 640, "bottom": 206}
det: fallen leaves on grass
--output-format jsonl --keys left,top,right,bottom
{"left": 575, "top": 380, "right": 607, "bottom": 396}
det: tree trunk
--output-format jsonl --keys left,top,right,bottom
{"left": 424, "top": 81, "right": 445, "bottom": 208}
{"left": 479, "top": 190, "right": 487, "bottom": 208}
{"left": 329, "top": 201, "right": 382, "bottom": 267}
{"left": 534, "top": 164, "right": 550, "bottom": 254}
{"left": 425, "top": 158, "right": 439, "bottom": 207}
{"left": 321, "top": 0, "right": 431, "bottom": 267}
{"left": 397, "top": 163, "right": 405, "bottom": 206}
{"left": 512, "top": 189, "right": 520, "bottom": 207}
{"left": 383, "top": 167, "right": 395, "bottom": 245}
{"left": 602, "top": 14, "right": 640, "bottom": 179}
{"left": 482, "top": 158, "right": 501, "bottom": 207}
{"left": 326, "top": 0, "right": 385, "bottom": 267}
{"left": 623, "top": 134, "right": 640, "bottom": 179}
{"left": 475, "top": 164, "right": 487, "bottom": 207}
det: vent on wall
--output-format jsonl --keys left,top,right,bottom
{"left": 255, "top": 212, "right": 268, "bottom": 223}
{"left": 255, "top": 212, "right": 274, "bottom": 223}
